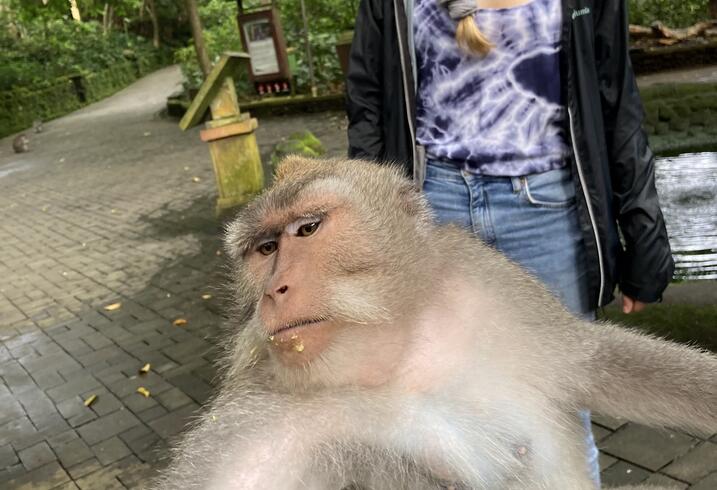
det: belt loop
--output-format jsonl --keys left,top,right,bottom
{"left": 511, "top": 176, "right": 522, "bottom": 193}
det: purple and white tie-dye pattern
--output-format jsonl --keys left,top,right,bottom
{"left": 414, "top": 0, "right": 572, "bottom": 176}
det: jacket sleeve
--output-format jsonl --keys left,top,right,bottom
{"left": 346, "top": 0, "right": 385, "bottom": 159}
{"left": 593, "top": 0, "right": 674, "bottom": 303}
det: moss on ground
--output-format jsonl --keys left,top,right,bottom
{"left": 599, "top": 304, "right": 717, "bottom": 353}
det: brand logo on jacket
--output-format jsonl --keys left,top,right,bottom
{"left": 572, "top": 7, "right": 590, "bottom": 20}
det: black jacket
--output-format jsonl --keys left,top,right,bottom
{"left": 346, "top": 0, "right": 674, "bottom": 310}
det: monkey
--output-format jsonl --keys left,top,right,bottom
{"left": 12, "top": 133, "right": 29, "bottom": 153}
{"left": 155, "top": 156, "right": 716, "bottom": 490}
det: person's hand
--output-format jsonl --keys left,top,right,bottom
{"left": 622, "top": 294, "right": 646, "bottom": 314}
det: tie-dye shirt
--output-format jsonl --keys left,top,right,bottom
{"left": 414, "top": 0, "right": 571, "bottom": 176}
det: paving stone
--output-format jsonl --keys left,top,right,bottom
{"left": 166, "top": 372, "right": 213, "bottom": 405}
{"left": 67, "top": 458, "right": 103, "bottom": 480}
{"left": 136, "top": 405, "right": 168, "bottom": 423}
{"left": 46, "top": 374, "right": 102, "bottom": 403}
{"left": 54, "top": 438, "right": 93, "bottom": 468}
{"left": 599, "top": 451, "right": 618, "bottom": 471}
{"left": 662, "top": 441, "right": 717, "bottom": 483}
{"left": 116, "top": 462, "right": 157, "bottom": 488}
{"left": 77, "top": 408, "right": 141, "bottom": 446}
{"left": 0, "top": 443, "right": 18, "bottom": 468}
{"left": 5, "top": 461, "right": 70, "bottom": 488}
{"left": 0, "top": 463, "right": 25, "bottom": 483}
{"left": 592, "top": 413, "right": 627, "bottom": 431}
{"left": 17, "top": 441, "right": 57, "bottom": 471}
{"left": 122, "top": 391, "right": 160, "bottom": 413}
{"left": 75, "top": 455, "right": 143, "bottom": 490}
{"left": 591, "top": 423, "right": 611, "bottom": 443}
{"left": 155, "top": 387, "right": 193, "bottom": 411}
{"left": 600, "top": 460, "right": 651, "bottom": 487}
{"left": 54, "top": 481, "right": 81, "bottom": 489}
{"left": 0, "top": 392, "right": 26, "bottom": 425}
{"left": 642, "top": 473, "right": 689, "bottom": 489}
{"left": 147, "top": 403, "right": 199, "bottom": 440}
{"left": 118, "top": 424, "right": 153, "bottom": 446}
{"left": 29, "top": 369, "right": 65, "bottom": 390}
{"left": 600, "top": 424, "right": 697, "bottom": 471}
{"left": 91, "top": 436, "right": 131, "bottom": 466}
{"left": 84, "top": 389, "right": 123, "bottom": 417}
{"left": 690, "top": 472, "right": 717, "bottom": 490}
{"left": 46, "top": 429, "right": 80, "bottom": 450}
{"left": 0, "top": 416, "right": 38, "bottom": 450}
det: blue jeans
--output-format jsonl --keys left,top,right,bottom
{"left": 423, "top": 159, "right": 601, "bottom": 486}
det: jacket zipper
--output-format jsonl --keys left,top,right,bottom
{"left": 393, "top": 0, "right": 418, "bottom": 175}
{"left": 568, "top": 107, "right": 606, "bottom": 306}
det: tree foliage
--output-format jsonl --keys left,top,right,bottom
{"left": 175, "top": 0, "right": 357, "bottom": 95}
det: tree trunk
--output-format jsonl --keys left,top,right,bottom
{"left": 185, "top": 0, "right": 211, "bottom": 77}
{"left": 147, "top": 0, "right": 160, "bottom": 48}
{"left": 69, "top": 0, "right": 82, "bottom": 22}
{"left": 711, "top": 0, "right": 717, "bottom": 20}
{"left": 102, "top": 4, "right": 114, "bottom": 34}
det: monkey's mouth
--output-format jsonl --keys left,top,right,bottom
{"left": 271, "top": 317, "right": 328, "bottom": 336}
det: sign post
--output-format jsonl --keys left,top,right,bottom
{"left": 237, "top": 3, "right": 292, "bottom": 95}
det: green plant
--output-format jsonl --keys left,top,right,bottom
{"left": 629, "top": 0, "right": 710, "bottom": 28}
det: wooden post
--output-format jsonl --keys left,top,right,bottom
{"left": 180, "top": 53, "right": 264, "bottom": 215}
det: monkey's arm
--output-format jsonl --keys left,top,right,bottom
{"left": 581, "top": 322, "right": 717, "bottom": 435}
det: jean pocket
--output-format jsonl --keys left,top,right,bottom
{"left": 521, "top": 167, "right": 576, "bottom": 208}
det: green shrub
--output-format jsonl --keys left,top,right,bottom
{"left": 629, "top": 0, "right": 709, "bottom": 28}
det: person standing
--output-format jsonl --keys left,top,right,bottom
{"left": 345, "top": 0, "right": 675, "bottom": 485}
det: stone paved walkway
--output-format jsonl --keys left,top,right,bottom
{"left": 0, "top": 65, "right": 715, "bottom": 489}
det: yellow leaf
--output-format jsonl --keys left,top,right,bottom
{"left": 84, "top": 394, "right": 97, "bottom": 407}
{"left": 192, "top": 176, "right": 201, "bottom": 183}
{"left": 104, "top": 302, "right": 121, "bottom": 311}
{"left": 137, "top": 387, "right": 150, "bottom": 398}
{"left": 139, "top": 363, "right": 151, "bottom": 374}
{"left": 173, "top": 318, "right": 187, "bottom": 327}
{"left": 201, "top": 294, "right": 212, "bottom": 300}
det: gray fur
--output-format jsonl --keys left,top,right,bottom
{"left": 156, "top": 157, "right": 716, "bottom": 489}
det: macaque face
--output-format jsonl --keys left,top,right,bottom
{"left": 243, "top": 194, "right": 378, "bottom": 367}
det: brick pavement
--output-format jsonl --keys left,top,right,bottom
{"left": 0, "top": 65, "right": 715, "bottom": 488}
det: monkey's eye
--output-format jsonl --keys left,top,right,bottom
{"left": 297, "top": 221, "right": 320, "bottom": 237}
{"left": 257, "top": 241, "right": 277, "bottom": 255}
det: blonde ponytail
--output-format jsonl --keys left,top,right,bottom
{"left": 455, "top": 15, "right": 494, "bottom": 56}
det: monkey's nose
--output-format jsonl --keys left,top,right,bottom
{"left": 276, "top": 285, "right": 288, "bottom": 294}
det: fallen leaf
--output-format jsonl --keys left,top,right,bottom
{"left": 201, "top": 294, "right": 212, "bottom": 300}
{"left": 104, "top": 302, "right": 122, "bottom": 311}
{"left": 143, "top": 131, "right": 152, "bottom": 136}
{"left": 84, "top": 394, "right": 97, "bottom": 407}
{"left": 183, "top": 166, "right": 190, "bottom": 171}
{"left": 139, "top": 363, "right": 151, "bottom": 374}
{"left": 137, "top": 387, "right": 151, "bottom": 397}
{"left": 215, "top": 250, "right": 222, "bottom": 256}
{"left": 192, "top": 176, "right": 201, "bottom": 182}
{"left": 173, "top": 318, "right": 187, "bottom": 327}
